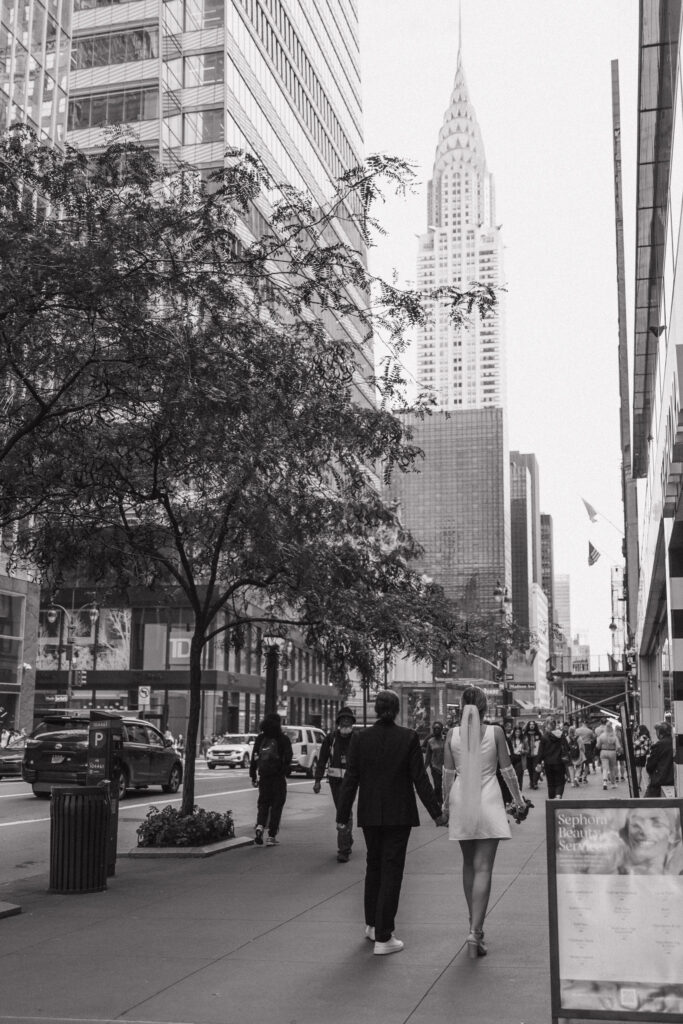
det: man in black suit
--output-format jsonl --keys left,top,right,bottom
{"left": 336, "top": 690, "right": 447, "bottom": 955}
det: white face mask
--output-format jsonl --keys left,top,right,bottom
{"left": 338, "top": 725, "right": 353, "bottom": 735}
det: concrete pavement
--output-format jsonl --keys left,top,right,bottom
{"left": 0, "top": 772, "right": 610, "bottom": 1024}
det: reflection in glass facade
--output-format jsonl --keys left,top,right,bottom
{"left": 0, "top": 0, "right": 71, "bottom": 143}
{"left": 388, "top": 409, "right": 511, "bottom": 614}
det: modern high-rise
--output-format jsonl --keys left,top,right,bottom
{"left": 388, "top": 408, "right": 511, "bottom": 615}
{"left": 0, "top": 0, "right": 72, "bottom": 143}
{"left": 554, "top": 574, "right": 571, "bottom": 646}
{"left": 540, "top": 513, "right": 556, "bottom": 644}
{"left": 415, "top": 43, "right": 504, "bottom": 410}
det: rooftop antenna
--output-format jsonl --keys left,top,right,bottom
{"left": 458, "top": 0, "right": 462, "bottom": 66}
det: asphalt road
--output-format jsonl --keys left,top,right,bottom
{"left": 0, "top": 764, "right": 319, "bottom": 887}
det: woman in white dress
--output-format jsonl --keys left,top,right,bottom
{"left": 442, "top": 686, "right": 526, "bottom": 958}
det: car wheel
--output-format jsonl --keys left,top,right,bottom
{"left": 162, "top": 763, "right": 182, "bottom": 794}
{"left": 208, "top": 763, "right": 216, "bottom": 770}
{"left": 242, "top": 753, "right": 250, "bottom": 769}
{"left": 33, "top": 788, "right": 50, "bottom": 799}
{"left": 306, "top": 756, "right": 318, "bottom": 779}
{"left": 116, "top": 769, "right": 129, "bottom": 801}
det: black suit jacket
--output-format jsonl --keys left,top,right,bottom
{"left": 336, "top": 719, "right": 441, "bottom": 827}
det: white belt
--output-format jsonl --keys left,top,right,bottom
{"left": 327, "top": 767, "right": 344, "bottom": 778}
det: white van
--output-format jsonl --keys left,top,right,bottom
{"left": 283, "top": 725, "right": 327, "bottom": 776}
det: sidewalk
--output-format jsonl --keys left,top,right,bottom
{"left": 0, "top": 774, "right": 607, "bottom": 1024}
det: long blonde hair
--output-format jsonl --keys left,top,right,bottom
{"left": 458, "top": 687, "right": 486, "bottom": 832}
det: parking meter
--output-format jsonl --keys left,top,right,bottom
{"left": 87, "top": 710, "right": 123, "bottom": 876}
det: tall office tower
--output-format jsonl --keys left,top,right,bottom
{"left": 415, "top": 42, "right": 504, "bottom": 410}
{"left": 0, "top": 0, "right": 72, "bottom": 143}
{"left": 510, "top": 451, "right": 541, "bottom": 583}
{"left": 540, "top": 513, "right": 556, "bottom": 643}
{"left": 510, "top": 460, "right": 533, "bottom": 630}
{"left": 554, "top": 573, "right": 571, "bottom": 645}
{"left": 388, "top": 408, "right": 511, "bottom": 615}
{"left": 66, "top": 2, "right": 366, "bottom": 289}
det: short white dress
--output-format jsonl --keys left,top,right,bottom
{"left": 448, "top": 725, "right": 511, "bottom": 841}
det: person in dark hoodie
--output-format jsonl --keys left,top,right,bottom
{"left": 313, "top": 706, "right": 357, "bottom": 862}
{"left": 249, "top": 713, "right": 293, "bottom": 847}
{"left": 536, "top": 717, "right": 570, "bottom": 799}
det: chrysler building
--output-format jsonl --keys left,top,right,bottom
{"left": 415, "top": 44, "right": 505, "bottom": 410}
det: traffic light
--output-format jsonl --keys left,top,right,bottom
{"left": 74, "top": 669, "right": 88, "bottom": 687}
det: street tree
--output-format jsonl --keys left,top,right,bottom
{"left": 0, "top": 128, "right": 496, "bottom": 812}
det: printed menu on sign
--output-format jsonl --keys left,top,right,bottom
{"left": 548, "top": 801, "right": 683, "bottom": 1020}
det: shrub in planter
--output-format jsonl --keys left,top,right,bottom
{"left": 137, "top": 804, "right": 235, "bottom": 847}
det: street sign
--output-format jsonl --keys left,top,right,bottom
{"left": 138, "top": 685, "right": 151, "bottom": 708}
{"left": 505, "top": 673, "right": 515, "bottom": 681}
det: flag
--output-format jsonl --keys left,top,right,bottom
{"left": 582, "top": 498, "right": 599, "bottom": 523}
{"left": 588, "top": 542, "right": 601, "bottom": 566}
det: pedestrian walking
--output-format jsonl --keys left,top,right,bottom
{"left": 313, "top": 706, "right": 357, "bottom": 862}
{"left": 250, "top": 713, "right": 293, "bottom": 846}
{"left": 442, "top": 686, "right": 527, "bottom": 959}
{"left": 509, "top": 723, "right": 527, "bottom": 790}
{"left": 633, "top": 723, "right": 652, "bottom": 789}
{"left": 596, "top": 719, "right": 620, "bottom": 790}
{"left": 424, "top": 721, "right": 446, "bottom": 806}
{"left": 336, "top": 690, "right": 447, "bottom": 956}
{"left": 524, "top": 721, "right": 542, "bottom": 789}
{"left": 536, "top": 718, "right": 570, "bottom": 799}
{"left": 567, "top": 727, "right": 582, "bottom": 787}
{"left": 575, "top": 719, "right": 596, "bottom": 780}
{"left": 644, "top": 721, "right": 674, "bottom": 797}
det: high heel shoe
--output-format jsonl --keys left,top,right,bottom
{"left": 466, "top": 930, "right": 487, "bottom": 958}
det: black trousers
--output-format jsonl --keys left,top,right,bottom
{"left": 329, "top": 780, "right": 353, "bottom": 854}
{"left": 256, "top": 775, "right": 287, "bottom": 836}
{"left": 362, "top": 825, "right": 411, "bottom": 942}
{"left": 545, "top": 764, "right": 566, "bottom": 799}
{"left": 429, "top": 767, "right": 443, "bottom": 806}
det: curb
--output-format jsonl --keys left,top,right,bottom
{"left": 0, "top": 901, "right": 21, "bottom": 918}
{"left": 121, "top": 835, "right": 254, "bottom": 859}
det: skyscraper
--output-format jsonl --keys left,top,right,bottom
{"left": 0, "top": 0, "right": 72, "bottom": 143}
{"left": 389, "top": 408, "right": 510, "bottom": 615}
{"left": 541, "top": 513, "right": 556, "bottom": 643}
{"left": 415, "top": 42, "right": 504, "bottom": 410}
{"left": 554, "top": 574, "right": 571, "bottom": 647}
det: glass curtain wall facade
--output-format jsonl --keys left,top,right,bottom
{"left": 0, "top": 0, "right": 71, "bottom": 142}
{"left": 415, "top": 46, "right": 505, "bottom": 411}
{"left": 389, "top": 409, "right": 511, "bottom": 614}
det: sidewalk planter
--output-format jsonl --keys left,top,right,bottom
{"left": 49, "top": 786, "right": 109, "bottom": 894}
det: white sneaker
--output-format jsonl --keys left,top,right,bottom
{"left": 365, "top": 926, "right": 375, "bottom": 941}
{"left": 373, "top": 936, "right": 404, "bottom": 956}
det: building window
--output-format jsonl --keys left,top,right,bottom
{"left": 183, "top": 107, "right": 223, "bottom": 144}
{"left": 68, "top": 85, "right": 158, "bottom": 130}
{"left": 71, "top": 28, "right": 158, "bottom": 70}
{"left": 184, "top": 0, "right": 224, "bottom": 31}
{"left": 183, "top": 51, "right": 224, "bottom": 87}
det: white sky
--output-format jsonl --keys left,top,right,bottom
{"left": 358, "top": 0, "right": 639, "bottom": 657}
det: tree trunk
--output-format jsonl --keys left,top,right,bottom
{"left": 180, "top": 631, "right": 203, "bottom": 815}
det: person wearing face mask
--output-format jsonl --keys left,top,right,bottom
{"left": 313, "top": 707, "right": 357, "bottom": 862}
{"left": 424, "top": 721, "right": 446, "bottom": 807}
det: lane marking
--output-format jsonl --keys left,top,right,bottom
{"left": 0, "top": 780, "right": 312, "bottom": 828}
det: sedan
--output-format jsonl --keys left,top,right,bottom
{"left": 0, "top": 735, "right": 26, "bottom": 779}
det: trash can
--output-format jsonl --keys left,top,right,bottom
{"left": 49, "top": 786, "right": 110, "bottom": 894}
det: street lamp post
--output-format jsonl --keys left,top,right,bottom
{"left": 493, "top": 580, "right": 512, "bottom": 711}
{"left": 262, "top": 635, "right": 287, "bottom": 717}
{"left": 46, "top": 597, "right": 99, "bottom": 708}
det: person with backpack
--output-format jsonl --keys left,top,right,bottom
{"left": 313, "top": 706, "right": 357, "bottom": 862}
{"left": 249, "top": 713, "right": 293, "bottom": 846}
{"left": 567, "top": 726, "right": 583, "bottom": 787}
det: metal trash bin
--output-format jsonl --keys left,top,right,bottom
{"left": 49, "top": 786, "right": 110, "bottom": 894}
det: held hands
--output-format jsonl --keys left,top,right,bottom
{"left": 251, "top": 778, "right": 258, "bottom": 788}
{"left": 435, "top": 812, "right": 448, "bottom": 827}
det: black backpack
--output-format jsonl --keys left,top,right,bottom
{"left": 258, "top": 737, "right": 282, "bottom": 777}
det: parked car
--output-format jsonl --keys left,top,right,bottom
{"left": 206, "top": 734, "right": 256, "bottom": 770}
{"left": 283, "top": 725, "right": 327, "bottom": 777}
{"left": 22, "top": 714, "right": 183, "bottom": 800}
{"left": 0, "top": 735, "right": 26, "bottom": 779}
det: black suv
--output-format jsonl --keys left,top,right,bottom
{"left": 22, "top": 714, "right": 183, "bottom": 800}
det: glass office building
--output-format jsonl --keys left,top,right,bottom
{"left": 389, "top": 409, "right": 511, "bottom": 614}
{"left": 0, "top": 0, "right": 72, "bottom": 141}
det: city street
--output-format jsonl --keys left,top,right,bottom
{"left": 0, "top": 767, "right": 315, "bottom": 887}
{"left": 0, "top": 770, "right": 561, "bottom": 1024}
